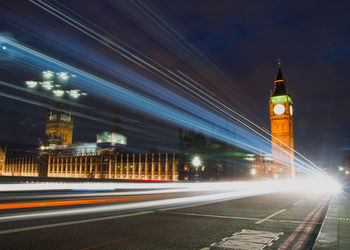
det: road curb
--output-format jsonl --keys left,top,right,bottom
{"left": 312, "top": 195, "right": 338, "bottom": 250}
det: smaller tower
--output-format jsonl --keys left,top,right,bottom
{"left": 45, "top": 104, "right": 73, "bottom": 145}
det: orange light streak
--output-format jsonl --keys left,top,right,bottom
{"left": 0, "top": 193, "right": 191, "bottom": 210}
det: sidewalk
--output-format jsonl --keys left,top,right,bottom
{"left": 313, "top": 190, "right": 350, "bottom": 249}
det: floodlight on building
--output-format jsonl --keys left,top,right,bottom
{"left": 25, "top": 80, "right": 38, "bottom": 88}
{"left": 53, "top": 89, "right": 65, "bottom": 97}
{"left": 42, "top": 70, "right": 54, "bottom": 80}
{"left": 57, "top": 72, "right": 69, "bottom": 82}
{"left": 40, "top": 81, "right": 54, "bottom": 90}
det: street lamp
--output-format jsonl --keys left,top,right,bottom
{"left": 250, "top": 168, "right": 256, "bottom": 176}
{"left": 192, "top": 156, "right": 201, "bottom": 180}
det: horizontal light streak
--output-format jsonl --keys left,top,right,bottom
{"left": 0, "top": 178, "right": 339, "bottom": 222}
{"left": 0, "top": 193, "right": 191, "bottom": 210}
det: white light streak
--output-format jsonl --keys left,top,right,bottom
{"left": 0, "top": 178, "right": 340, "bottom": 222}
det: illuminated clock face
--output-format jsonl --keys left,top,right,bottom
{"left": 273, "top": 104, "right": 285, "bottom": 115}
{"left": 290, "top": 105, "right": 293, "bottom": 116}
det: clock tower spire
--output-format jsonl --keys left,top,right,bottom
{"left": 269, "top": 59, "right": 295, "bottom": 178}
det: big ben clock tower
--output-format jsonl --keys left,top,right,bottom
{"left": 269, "top": 60, "right": 295, "bottom": 178}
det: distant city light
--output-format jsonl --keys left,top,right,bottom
{"left": 250, "top": 168, "right": 256, "bottom": 175}
{"left": 1, "top": 45, "right": 6, "bottom": 50}
{"left": 40, "top": 81, "right": 54, "bottom": 90}
{"left": 192, "top": 156, "right": 201, "bottom": 167}
{"left": 42, "top": 70, "right": 54, "bottom": 80}
{"left": 53, "top": 89, "right": 65, "bottom": 97}
{"left": 81, "top": 92, "right": 88, "bottom": 96}
{"left": 338, "top": 166, "right": 344, "bottom": 171}
{"left": 57, "top": 72, "right": 69, "bottom": 82}
{"left": 25, "top": 80, "right": 38, "bottom": 88}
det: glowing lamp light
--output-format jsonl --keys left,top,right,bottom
{"left": 1, "top": 45, "right": 6, "bottom": 50}
{"left": 245, "top": 157, "right": 255, "bottom": 161}
{"left": 25, "top": 81, "right": 38, "bottom": 88}
{"left": 345, "top": 170, "right": 349, "bottom": 175}
{"left": 67, "top": 89, "right": 81, "bottom": 98}
{"left": 192, "top": 156, "right": 201, "bottom": 167}
{"left": 42, "top": 70, "right": 54, "bottom": 80}
{"left": 338, "top": 166, "right": 344, "bottom": 171}
{"left": 40, "top": 81, "right": 54, "bottom": 90}
{"left": 250, "top": 168, "right": 256, "bottom": 176}
{"left": 57, "top": 72, "right": 69, "bottom": 82}
{"left": 273, "top": 174, "right": 279, "bottom": 179}
{"left": 53, "top": 89, "right": 65, "bottom": 97}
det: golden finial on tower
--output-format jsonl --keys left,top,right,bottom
{"left": 278, "top": 58, "right": 281, "bottom": 68}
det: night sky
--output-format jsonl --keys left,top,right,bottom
{"left": 0, "top": 0, "right": 349, "bottom": 168}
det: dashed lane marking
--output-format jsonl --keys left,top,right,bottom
{"left": 0, "top": 211, "right": 153, "bottom": 235}
{"left": 255, "top": 209, "right": 287, "bottom": 224}
{"left": 292, "top": 199, "right": 304, "bottom": 206}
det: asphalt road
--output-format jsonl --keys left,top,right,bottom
{"left": 0, "top": 185, "right": 330, "bottom": 250}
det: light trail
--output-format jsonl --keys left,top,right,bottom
{"left": 0, "top": 192, "right": 192, "bottom": 210}
{"left": 0, "top": 178, "right": 340, "bottom": 222}
{"left": 0, "top": 34, "right": 325, "bottom": 175}
{"left": 27, "top": 0, "right": 328, "bottom": 175}
{"left": 1, "top": 1, "right": 325, "bottom": 175}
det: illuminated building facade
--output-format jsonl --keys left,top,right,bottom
{"left": 0, "top": 152, "right": 178, "bottom": 181}
{"left": 0, "top": 106, "right": 179, "bottom": 181}
{"left": 45, "top": 104, "right": 73, "bottom": 145}
{"left": 269, "top": 60, "right": 295, "bottom": 178}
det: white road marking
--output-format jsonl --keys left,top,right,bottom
{"left": 0, "top": 211, "right": 153, "bottom": 235}
{"left": 162, "top": 211, "right": 319, "bottom": 225}
{"left": 255, "top": 209, "right": 287, "bottom": 224}
{"left": 163, "top": 211, "right": 260, "bottom": 221}
{"left": 292, "top": 199, "right": 303, "bottom": 206}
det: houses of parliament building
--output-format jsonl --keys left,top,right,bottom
{"left": 0, "top": 105, "right": 179, "bottom": 181}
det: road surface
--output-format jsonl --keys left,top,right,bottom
{"left": 0, "top": 182, "right": 330, "bottom": 249}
